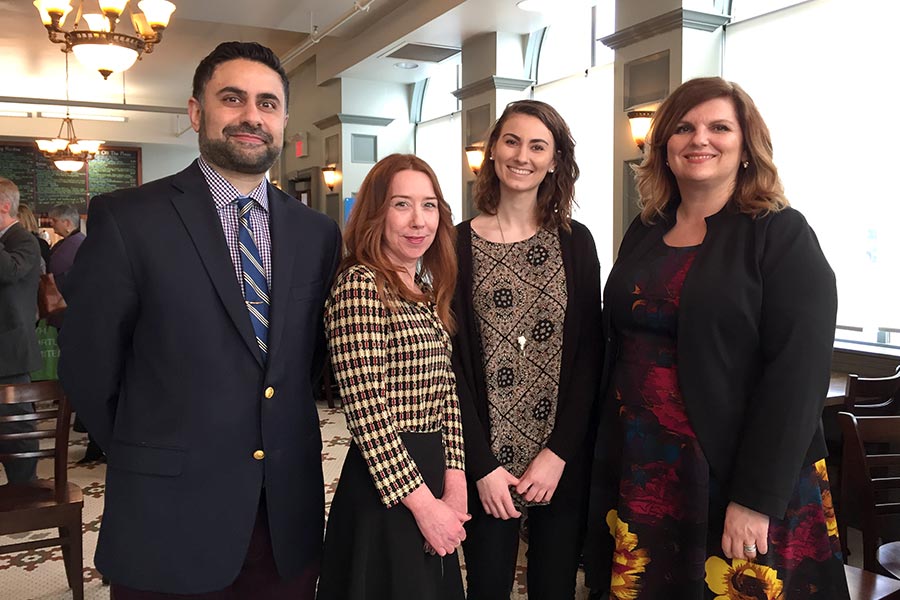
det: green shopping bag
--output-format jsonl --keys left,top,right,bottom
{"left": 30, "top": 319, "right": 60, "bottom": 381}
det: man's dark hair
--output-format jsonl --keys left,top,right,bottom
{"left": 192, "top": 41, "right": 290, "bottom": 107}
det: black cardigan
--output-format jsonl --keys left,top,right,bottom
{"left": 451, "top": 219, "right": 603, "bottom": 482}
{"left": 601, "top": 203, "right": 837, "bottom": 518}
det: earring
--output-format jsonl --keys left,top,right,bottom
{"left": 665, "top": 161, "right": 669, "bottom": 167}
{"left": 489, "top": 155, "right": 494, "bottom": 161}
{"left": 742, "top": 160, "right": 749, "bottom": 169}
{"left": 549, "top": 168, "right": 555, "bottom": 174}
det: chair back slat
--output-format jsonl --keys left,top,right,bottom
{"left": 0, "top": 449, "right": 56, "bottom": 461}
{"left": 875, "top": 503, "right": 900, "bottom": 515}
{"left": 0, "top": 381, "right": 71, "bottom": 496}
{"left": 873, "top": 477, "right": 900, "bottom": 491}
{"left": 0, "top": 381, "right": 65, "bottom": 405}
{"left": 0, "top": 430, "right": 57, "bottom": 443}
{"left": 0, "top": 408, "right": 60, "bottom": 425}
{"left": 844, "top": 366, "right": 900, "bottom": 414}
{"left": 838, "top": 411, "right": 900, "bottom": 575}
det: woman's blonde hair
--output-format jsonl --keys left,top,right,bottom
{"left": 635, "top": 77, "right": 788, "bottom": 223}
{"left": 17, "top": 203, "right": 40, "bottom": 233}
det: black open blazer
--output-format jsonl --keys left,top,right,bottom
{"left": 598, "top": 202, "right": 837, "bottom": 518}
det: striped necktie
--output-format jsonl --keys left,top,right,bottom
{"left": 236, "top": 196, "right": 269, "bottom": 360}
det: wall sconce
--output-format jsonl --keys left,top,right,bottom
{"left": 627, "top": 110, "right": 654, "bottom": 153}
{"left": 322, "top": 165, "right": 340, "bottom": 191}
{"left": 465, "top": 145, "right": 485, "bottom": 175}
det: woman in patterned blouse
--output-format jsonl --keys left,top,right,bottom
{"left": 452, "top": 101, "right": 603, "bottom": 599}
{"left": 317, "top": 154, "right": 469, "bottom": 600}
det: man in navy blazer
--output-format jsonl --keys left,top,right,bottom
{"left": 58, "top": 42, "right": 341, "bottom": 598}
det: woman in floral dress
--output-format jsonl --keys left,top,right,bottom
{"left": 586, "top": 77, "right": 849, "bottom": 599}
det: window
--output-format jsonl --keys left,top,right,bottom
{"left": 725, "top": 0, "right": 900, "bottom": 349}
{"left": 534, "top": 2, "right": 616, "bottom": 284}
{"left": 536, "top": 6, "right": 593, "bottom": 84}
{"left": 415, "top": 57, "right": 463, "bottom": 223}
{"left": 415, "top": 113, "right": 463, "bottom": 224}
{"left": 729, "top": 0, "right": 809, "bottom": 22}
{"left": 418, "top": 58, "right": 460, "bottom": 124}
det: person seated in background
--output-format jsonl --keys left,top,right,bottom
{"left": 0, "top": 176, "right": 42, "bottom": 484}
{"left": 317, "top": 153, "right": 468, "bottom": 600}
{"left": 47, "top": 203, "right": 85, "bottom": 294}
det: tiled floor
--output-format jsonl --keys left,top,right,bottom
{"left": 1, "top": 403, "right": 864, "bottom": 599}
{"left": 0, "top": 403, "right": 591, "bottom": 599}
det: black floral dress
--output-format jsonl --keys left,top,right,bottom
{"left": 597, "top": 240, "right": 849, "bottom": 599}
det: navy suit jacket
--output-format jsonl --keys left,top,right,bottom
{"left": 58, "top": 161, "right": 341, "bottom": 593}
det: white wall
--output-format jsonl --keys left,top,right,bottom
{"left": 616, "top": 0, "right": 681, "bottom": 29}
{"left": 140, "top": 143, "right": 202, "bottom": 184}
{"left": 282, "top": 57, "right": 343, "bottom": 179}
{"left": 340, "top": 77, "right": 416, "bottom": 198}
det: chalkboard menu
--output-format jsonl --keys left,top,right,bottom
{"left": 0, "top": 141, "right": 141, "bottom": 213}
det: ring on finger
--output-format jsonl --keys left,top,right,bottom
{"left": 743, "top": 543, "right": 758, "bottom": 554}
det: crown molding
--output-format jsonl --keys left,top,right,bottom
{"left": 600, "top": 9, "right": 731, "bottom": 50}
{"left": 452, "top": 76, "right": 533, "bottom": 101}
{"left": 313, "top": 113, "right": 394, "bottom": 130}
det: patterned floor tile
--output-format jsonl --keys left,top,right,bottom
{"left": 1, "top": 402, "right": 591, "bottom": 599}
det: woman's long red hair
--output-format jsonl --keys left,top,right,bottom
{"left": 340, "top": 153, "right": 458, "bottom": 333}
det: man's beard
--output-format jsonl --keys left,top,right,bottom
{"left": 198, "top": 119, "right": 281, "bottom": 175}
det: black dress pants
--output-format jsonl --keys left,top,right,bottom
{"left": 462, "top": 457, "right": 589, "bottom": 600}
{"left": 111, "top": 496, "right": 318, "bottom": 600}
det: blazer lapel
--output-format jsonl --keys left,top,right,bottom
{"left": 265, "top": 186, "right": 297, "bottom": 363}
{"left": 169, "top": 163, "right": 264, "bottom": 367}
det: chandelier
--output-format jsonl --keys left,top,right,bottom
{"left": 33, "top": 0, "right": 176, "bottom": 80}
{"left": 35, "top": 54, "right": 104, "bottom": 173}
{"left": 36, "top": 116, "right": 104, "bottom": 172}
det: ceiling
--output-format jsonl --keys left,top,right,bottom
{"left": 0, "top": 0, "right": 592, "bottom": 144}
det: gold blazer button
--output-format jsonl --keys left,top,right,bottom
{"left": 264, "top": 387, "right": 275, "bottom": 399}
{"left": 253, "top": 450, "right": 265, "bottom": 460}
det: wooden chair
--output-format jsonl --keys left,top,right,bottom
{"left": 845, "top": 564, "right": 900, "bottom": 600}
{"left": 831, "top": 366, "right": 900, "bottom": 556}
{"left": 0, "top": 381, "right": 84, "bottom": 600}
{"left": 838, "top": 412, "right": 900, "bottom": 580}
{"left": 844, "top": 366, "right": 900, "bottom": 414}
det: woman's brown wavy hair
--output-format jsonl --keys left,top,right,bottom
{"left": 473, "top": 100, "right": 579, "bottom": 233}
{"left": 635, "top": 77, "right": 788, "bottom": 223}
{"left": 340, "top": 153, "right": 458, "bottom": 333}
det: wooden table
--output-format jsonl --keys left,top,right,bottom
{"left": 844, "top": 564, "right": 900, "bottom": 599}
{"left": 826, "top": 372, "right": 849, "bottom": 408}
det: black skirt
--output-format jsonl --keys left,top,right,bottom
{"left": 316, "top": 431, "right": 465, "bottom": 600}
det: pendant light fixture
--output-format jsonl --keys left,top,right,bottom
{"left": 35, "top": 54, "right": 105, "bottom": 172}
